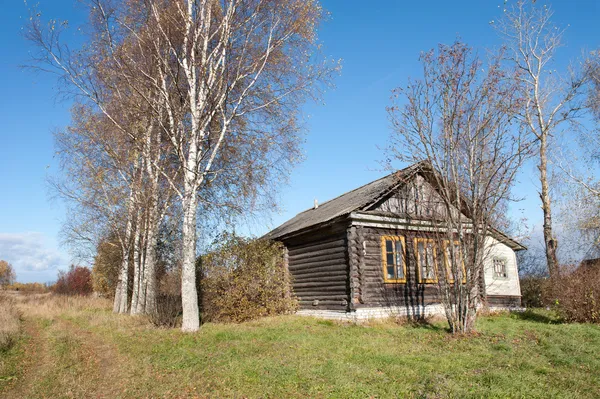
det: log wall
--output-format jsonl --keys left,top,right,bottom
{"left": 284, "top": 224, "right": 350, "bottom": 310}
{"left": 349, "top": 226, "right": 440, "bottom": 309}
{"left": 347, "top": 226, "right": 522, "bottom": 309}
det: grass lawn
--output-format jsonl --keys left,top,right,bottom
{"left": 2, "top": 295, "right": 600, "bottom": 398}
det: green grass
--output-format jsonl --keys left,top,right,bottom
{"left": 3, "top": 296, "right": 600, "bottom": 398}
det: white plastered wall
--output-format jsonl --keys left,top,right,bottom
{"left": 483, "top": 236, "right": 521, "bottom": 297}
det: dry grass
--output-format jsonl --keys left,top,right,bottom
{"left": 0, "top": 294, "right": 21, "bottom": 351}
{"left": 12, "top": 293, "right": 111, "bottom": 320}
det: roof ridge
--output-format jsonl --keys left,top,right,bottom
{"left": 315, "top": 162, "right": 425, "bottom": 211}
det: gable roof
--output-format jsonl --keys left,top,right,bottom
{"left": 264, "top": 163, "right": 425, "bottom": 240}
{"left": 265, "top": 162, "right": 526, "bottom": 251}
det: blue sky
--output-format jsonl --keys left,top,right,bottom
{"left": 0, "top": 0, "right": 598, "bottom": 283}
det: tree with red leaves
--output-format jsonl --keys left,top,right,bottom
{"left": 53, "top": 265, "right": 93, "bottom": 296}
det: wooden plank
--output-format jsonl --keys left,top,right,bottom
{"left": 294, "top": 285, "right": 348, "bottom": 294}
{"left": 296, "top": 294, "right": 348, "bottom": 301}
{"left": 289, "top": 251, "right": 346, "bottom": 266}
{"left": 288, "top": 239, "right": 345, "bottom": 256}
{"left": 297, "top": 300, "right": 348, "bottom": 309}
{"left": 290, "top": 259, "right": 346, "bottom": 276}
{"left": 293, "top": 281, "right": 348, "bottom": 290}
{"left": 288, "top": 246, "right": 346, "bottom": 261}
{"left": 292, "top": 272, "right": 347, "bottom": 283}
{"left": 289, "top": 254, "right": 346, "bottom": 269}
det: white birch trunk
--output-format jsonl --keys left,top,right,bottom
{"left": 113, "top": 186, "right": 137, "bottom": 314}
{"left": 181, "top": 155, "right": 200, "bottom": 331}
{"left": 141, "top": 174, "right": 160, "bottom": 315}
{"left": 135, "top": 223, "right": 149, "bottom": 314}
{"left": 130, "top": 209, "right": 143, "bottom": 315}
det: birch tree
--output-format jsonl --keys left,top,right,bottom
{"left": 27, "top": 0, "right": 336, "bottom": 331}
{"left": 138, "top": 0, "right": 336, "bottom": 331}
{"left": 387, "top": 42, "right": 527, "bottom": 333}
{"left": 496, "top": 1, "right": 590, "bottom": 279}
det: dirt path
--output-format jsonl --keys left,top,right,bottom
{"left": 2, "top": 314, "right": 133, "bottom": 399}
{"left": 1, "top": 318, "right": 49, "bottom": 398}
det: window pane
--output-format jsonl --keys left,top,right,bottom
{"left": 397, "top": 264, "right": 404, "bottom": 279}
{"left": 445, "top": 246, "right": 454, "bottom": 280}
{"left": 395, "top": 251, "right": 402, "bottom": 267}
{"left": 426, "top": 244, "right": 434, "bottom": 273}
{"left": 418, "top": 242, "right": 426, "bottom": 275}
{"left": 386, "top": 253, "right": 395, "bottom": 268}
{"left": 395, "top": 240, "right": 403, "bottom": 259}
{"left": 494, "top": 259, "right": 507, "bottom": 278}
{"left": 387, "top": 265, "right": 395, "bottom": 279}
{"left": 386, "top": 240, "right": 393, "bottom": 253}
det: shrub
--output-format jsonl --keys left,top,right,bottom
{"left": 53, "top": 265, "right": 93, "bottom": 296}
{"left": 199, "top": 234, "right": 297, "bottom": 323}
{"left": 520, "top": 276, "right": 552, "bottom": 308}
{"left": 92, "top": 238, "right": 122, "bottom": 298}
{"left": 7, "top": 282, "right": 49, "bottom": 293}
{"left": 0, "top": 294, "right": 21, "bottom": 351}
{"left": 0, "top": 260, "right": 16, "bottom": 288}
{"left": 554, "top": 264, "right": 600, "bottom": 323}
{"left": 149, "top": 294, "right": 183, "bottom": 328}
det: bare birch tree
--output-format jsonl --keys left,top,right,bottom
{"left": 387, "top": 42, "right": 527, "bottom": 333}
{"left": 495, "top": 1, "right": 590, "bottom": 279}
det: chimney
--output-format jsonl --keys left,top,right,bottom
{"left": 314, "top": 199, "right": 319, "bottom": 209}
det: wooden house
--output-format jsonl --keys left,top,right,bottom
{"left": 264, "top": 162, "right": 525, "bottom": 319}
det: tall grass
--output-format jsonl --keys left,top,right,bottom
{"left": 12, "top": 293, "right": 111, "bottom": 320}
{"left": 0, "top": 294, "right": 21, "bottom": 351}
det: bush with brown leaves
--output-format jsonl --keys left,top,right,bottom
{"left": 199, "top": 235, "right": 297, "bottom": 323}
{"left": 554, "top": 265, "right": 600, "bottom": 323}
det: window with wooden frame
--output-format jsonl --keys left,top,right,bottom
{"left": 381, "top": 236, "right": 407, "bottom": 283}
{"left": 414, "top": 238, "right": 438, "bottom": 283}
{"left": 493, "top": 257, "right": 508, "bottom": 279}
{"left": 442, "top": 240, "right": 466, "bottom": 284}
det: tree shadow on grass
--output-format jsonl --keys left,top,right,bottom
{"left": 401, "top": 317, "right": 450, "bottom": 333}
{"left": 511, "top": 309, "right": 563, "bottom": 324}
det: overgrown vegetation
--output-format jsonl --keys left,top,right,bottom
{"left": 519, "top": 276, "right": 551, "bottom": 308}
{"left": 149, "top": 294, "right": 183, "bottom": 328}
{"left": 4, "top": 283, "right": 48, "bottom": 293}
{"left": 2, "top": 294, "right": 600, "bottom": 398}
{"left": 0, "top": 261, "right": 16, "bottom": 288}
{"left": 554, "top": 265, "right": 600, "bottom": 323}
{"left": 0, "top": 294, "right": 20, "bottom": 351}
{"left": 91, "top": 237, "right": 122, "bottom": 298}
{"left": 199, "top": 235, "right": 297, "bottom": 323}
{"left": 519, "top": 262, "right": 600, "bottom": 324}
{"left": 52, "top": 266, "right": 92, "bottom": 296}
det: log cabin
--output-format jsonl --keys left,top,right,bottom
{"left": 264, "top": 162, "right": 526, "bottom": 320}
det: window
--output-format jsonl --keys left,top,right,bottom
{"left": 443, "top": 241, "right": 466, "bottom": 283}
{"left": 414, "top": 238, "right": 438, "bottom": 283}
{"left": 381, "top": 236, "right": 406, "bottom": 283}
{"left": 493, "top": 258, "right": 508, "bottom": 278}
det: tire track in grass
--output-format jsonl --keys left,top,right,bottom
{"left": 2, "top": 315, "right": 140, "bottom": 398}
{"left": 1, "top": 318, "right": 51, "bottom": 398}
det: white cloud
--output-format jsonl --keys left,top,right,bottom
{"left": 0, "top": 232, "right": 67, "bottom": 274}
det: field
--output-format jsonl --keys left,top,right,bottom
{"left": 1, "top": 293, "right": 600, "bottom": 398}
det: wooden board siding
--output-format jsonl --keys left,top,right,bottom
{"left": 348, "top": 226, "right": 441, "bottom": 309}
{"left": 283, "top": 224, "right": 350, "bottom": 310}
{"left": 369, "top": 174, "right": 464, "bottom": 222}
{"left": 487, "top": 295, "right": 522, "bottom": 307}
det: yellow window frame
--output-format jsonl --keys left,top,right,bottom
{"left": 442, "top": 240, "right": 467, "bottom": 284}
{"left": 414, "top": 238, "right": 439, "bottom": 284}
{"left": 381, "top": 235, "right": 407, "bottom": 283}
